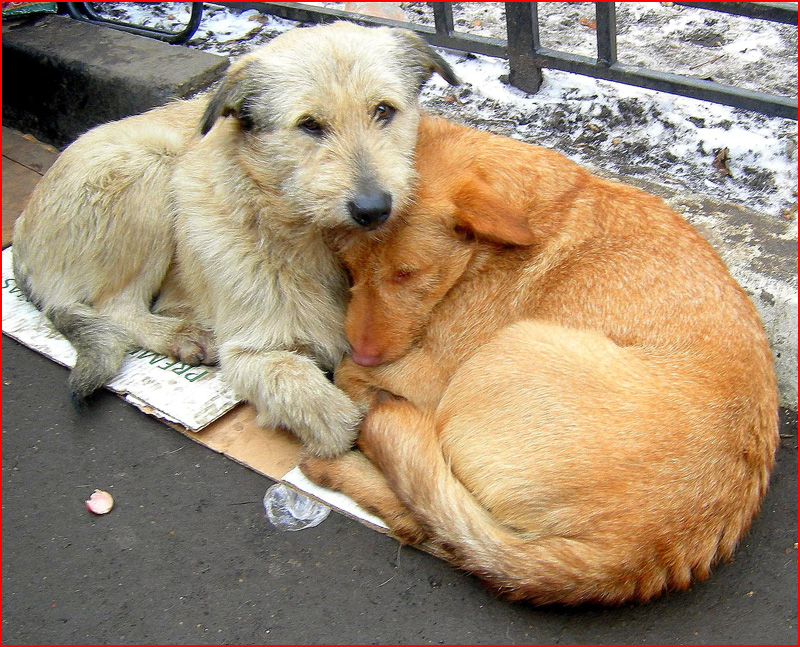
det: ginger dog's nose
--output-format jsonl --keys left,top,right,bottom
{"left": 351, "top": 349, "right": 383, "bottom": 367}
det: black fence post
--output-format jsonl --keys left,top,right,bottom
{"left": 505, "top": 2, "right": 543, "bottom": 93}
{"left": 595, "top": 3, "right": 617, "bottom": 66}
{"left": 431, "top": 2, "right": 454, "bottom": 37}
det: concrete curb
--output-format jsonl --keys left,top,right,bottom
{"left": 2, "top": 14, "right": 229, "bottom": 148}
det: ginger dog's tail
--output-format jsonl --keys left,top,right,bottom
{"left": 364, "top": 398, "right": 683, "bottom": 606}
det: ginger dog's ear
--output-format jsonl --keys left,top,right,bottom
{"left": 452, "top": 178, "right": 536, "bottom": 246}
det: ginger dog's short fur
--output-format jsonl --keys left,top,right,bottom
{"left": 12, "top": 23, "right": 458, "bottom": 457}
{"left": 301, "top": 115, "right": 779, "bottom": 604}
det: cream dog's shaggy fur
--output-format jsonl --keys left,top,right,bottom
{"left": 12, "top": 22, "right": 458, "bottom": 456}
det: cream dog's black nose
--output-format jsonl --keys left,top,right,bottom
{"left": 348, "top": 191, "right": 392, "bottom": 228}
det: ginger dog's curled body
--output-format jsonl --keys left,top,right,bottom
{"left": 302, "top": 115, "right": 779, "bottom": 604}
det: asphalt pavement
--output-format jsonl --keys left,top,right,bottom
{"left": 2, "top": 337, "right": 797, "bottom": 645}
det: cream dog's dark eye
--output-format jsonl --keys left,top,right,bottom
{"left": 299, "top": 116, "right": 324, "bottom": 135}
{"left": 373, "top": 104, "right": 396, "bottom": 123}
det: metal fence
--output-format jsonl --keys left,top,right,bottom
{"left": 221, "top": 1, "right": 798, "bottom": 121}
{"left": 65, "top": 1, "right": 204, "bottom": 42}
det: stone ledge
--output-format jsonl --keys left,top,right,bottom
{"left": 2, "top": 14, "right": 229, "bottom": 148}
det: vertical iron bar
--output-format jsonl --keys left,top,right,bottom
{"left": 431, "top": 2, "right": 455, "bottom": 36}
{"left": 530, "top": 1, "right": 541, "bottom": 50}
{"left": 595, "top": 2, "right": 617, "bottom": 66}
{"left": 505, "top": 2, "right": 543, "bottom": 93}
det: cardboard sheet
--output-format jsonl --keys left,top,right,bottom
{"left": 2, "top": 245, "right": 388, "bottom": 532}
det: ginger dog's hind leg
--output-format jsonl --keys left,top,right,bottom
{"left": 299, "top": 448, "right": 427, "bottom": 544}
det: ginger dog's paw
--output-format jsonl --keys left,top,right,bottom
{"left": 299, "top": 448, "right": 427, "bottom": 544}
{"left": 298, "top": 452, "right": 340, "bottom": 489}
{"left": 385, "top": 510, "right": 429, "bottom": 545}
{"left": 333, "top": 358, "right": 398, "bottom": 414}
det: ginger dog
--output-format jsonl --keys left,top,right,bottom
{"left": 12, "top": 22, "right": 458, "bottom": 457}
{"left": 301, "top": 115, "right": 779, "bottom": 604}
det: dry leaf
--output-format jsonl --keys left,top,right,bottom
{"left": 712, "top": 148, "right": 732, "bottom": 176}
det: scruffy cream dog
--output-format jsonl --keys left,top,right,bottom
{"left": 12, "top": 22, "right": 458, "bottom": 456}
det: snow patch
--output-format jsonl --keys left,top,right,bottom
{"left": 92, "top": 2, "right": 797, "bottom": 218}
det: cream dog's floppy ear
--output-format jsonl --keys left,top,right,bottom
{"left": 391, "top": 28, "right": 461, "bottom": 90}
{"left": 200, "top": 60, "right": 257, "bottom": 135}
{"left": 452, "top": 177, "right": 536, "bottom": 246}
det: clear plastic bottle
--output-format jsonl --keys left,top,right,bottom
{"left": 263, "top": 483, "right": 330, "bottom": 531}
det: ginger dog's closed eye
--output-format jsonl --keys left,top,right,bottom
{"left": 301, "top": 115, "right": 779, "bottom": 605}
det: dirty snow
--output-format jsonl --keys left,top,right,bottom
{"left": 94, "top": 2, "right": 797, "bottom": 219}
